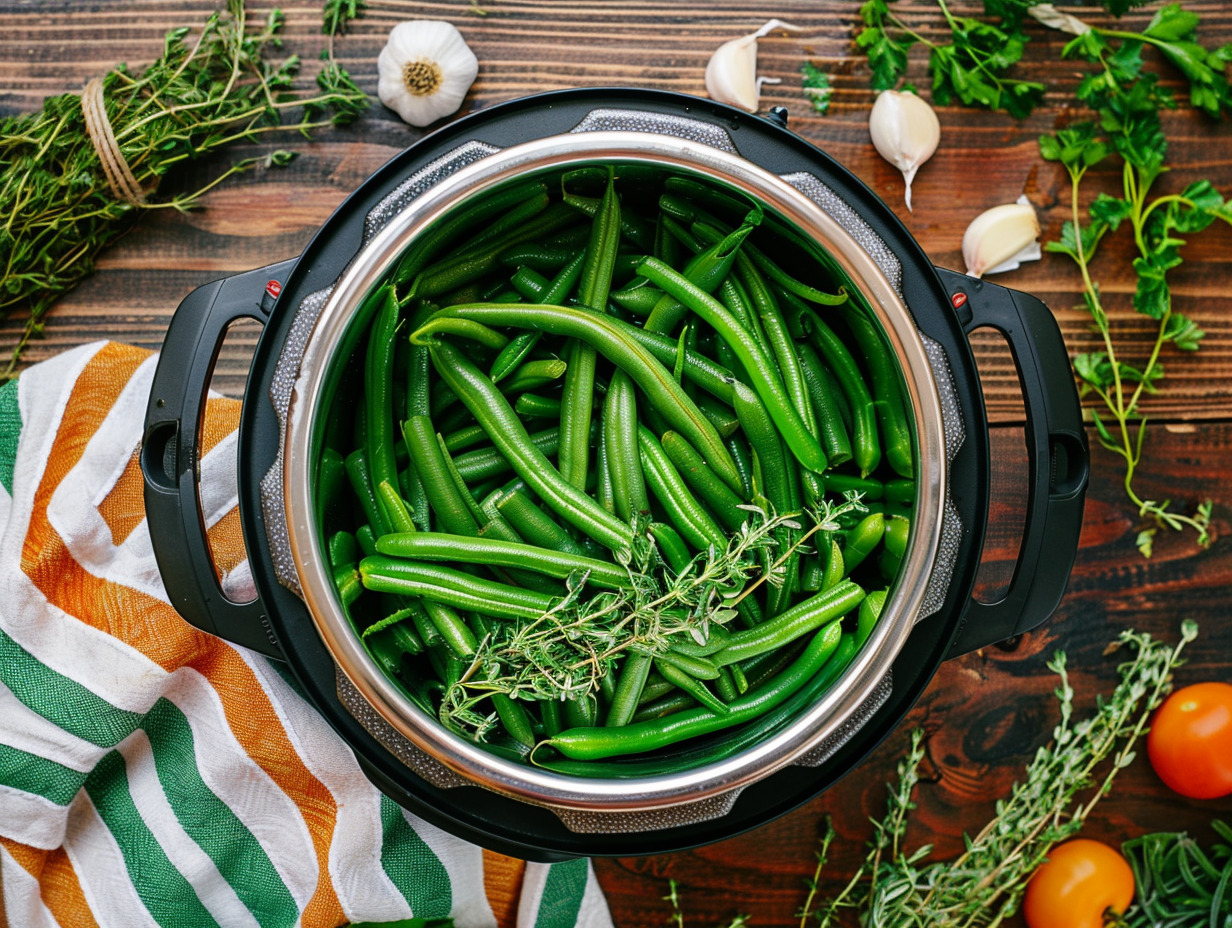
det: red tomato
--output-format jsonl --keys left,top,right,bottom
{"left": 1023, "top": 839, "right": 1135, "bottom": 928}
{"left": 1147, "top": 681, "right": 1232, "bottom": 800}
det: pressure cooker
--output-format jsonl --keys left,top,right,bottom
{"left": 141, "top": 88, "right": 1088, "bottom": 861}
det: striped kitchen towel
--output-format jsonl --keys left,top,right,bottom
{"left": 0, "top": 341, "right": 614, "bottom": 928}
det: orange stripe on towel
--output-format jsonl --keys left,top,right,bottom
{"left": 0, "top": 837, "right": 101, "bottom": 928}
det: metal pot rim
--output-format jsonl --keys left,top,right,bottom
{"left": 282, "top": 130, "right": 947, "bottom": 812}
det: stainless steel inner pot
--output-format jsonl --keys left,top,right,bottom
{"left": 279, "top": 130, "right": 948, "bottom": 820}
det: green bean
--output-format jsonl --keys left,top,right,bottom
{"left": 411, "top": 202, "right": 576, "bottom": 299}
{"left": 375, "top": 532, "right": 627, "bottom": 590}
{"left": 659, "top": 431, "right": 748, "bottom": 532}
{"left": 667, "top": 625, "right": 732, "bottom": 658}
{"left": 499, "top": 244, "right": 576, "bottom": 273}
{"left": 419, "top": 304, "right": 741, "bottom": 493}
{"left": 880, "top": 516, "right": 909, "bottom": 580}
{"left": 654, "top": 660, "right": 728, "bottom": 715}
{"left": 605, "top": 653, "right": 651, "bottom": 727}
{"left": 637, "top": 257, "right": 827, "bottom": 475}
{"left": 595, "top": 417, "right": 615, "bottom": 516}
{"left": 643, "top": 217, "right": 758, "bottom": 334}
{"left": 376, "top": 480, "right": 416, "bottom": 535}
{"left": 563, "top": 192, "right": 653, "bottom": 250}
{"left": 788, "top": 292, "right": 881, "bottom": 477}
{"left": 493, "top": 694, "right": 536, "bottom": 748}
{"left": 638, "top": 426, "right": 726, "bottom": 551}
{"left": 821, "top": 536, "right": 845, "bottom": 591}
{"left": 442, "top": 423, "right": 489, "bottom": 454}
{"left": 540, "top": 697, "right": 564, "bottom": 737}
{"left": 731, "top": 381, "right": 791, "bottom": 518}
{"left": 366, "top": 621, "right": 426, "bottom": 679}
{"left": 714, "top": 581, "right": 863, "bottom": 666}
{"left": 603, "top": 373, "right": 650, "bottom": 522}
{"left": 726, "top": 434, "right": 754, "bottom": 500}
{"left": 333, "top": 564, "right": 361, "bottom": 609}
{"left": 489, "top": 331, "right": 542, "bottom": 382}
{"left": 495, "top": 484, "right": 586, "bottom": 556}
{"left": 364, "top": 287, "right": 403, "bottom": 533}
{"left": 434, "top": 433, "right": 488, "bottom": 527}
{"left": 885, "top": 478, "right": 915, "bottom": 505}
{"left": 422, "top": 600, "right": 478, "bottom": 658}
{"left": 654, "top": 649, "right": 720, "bottom": 681}
{"left": 513, "top": 393, "right": 562, "bottom": 419}
{"left": 394, "top": 180, "right": 549, "bottom": 288}
{"left": 697, "top": 225, "right": 822, "bottom": 494}
{"left": 563, "top": 695, "right": 597, "bottom": 729}
{"left": 558, "top": 172, "right": 621, "bottom": 492}
{"left": 854, "top": 589, "right": 887, "bottom": 651}
{"left": 328, "top": 530, "right": 358, "bottom": 570}
{"left": 344, "top": 449, "right": 389, "bottom": 537}
{"left": 648, "top": 522, "right": 692, "bottom": 574}
{"left": 843, "top": 513, "right": 885, "bottom": 574}
{"left": 402, "top": 415, "right": 480, "bottom": 536}
{"left": 499, "top": 358, "right": 568, "bottom": 395}
{"left": 630, "top": 692, "right": 697, "bottom": 723}
{"left": 715, "top": 666, "right": 739, "bottom": 702}
{"left": 696, "top": 392, "right": 740, "bottom": 439}
{"left": 839, "top": 307, "right": 913, "bottom": 477}
{"left": 796, "top": 343, "right": 854, "bottom": 470}
{"left": 543, "top": 621, "right": 842, "bottom": 760}
{"left": 422, "top": 341, "right": 632, "bottom": 552}
{"left": 452, "top": 426, "right": 559, "bottom": 483}
{"left": 359, "top": 556, "right": 557, "bottom": 620}
{"left": 609, "top": 282, "right": 663, "bottom": 316}
{"left": 355, "top": 524, "right": 377, "bottom": 558}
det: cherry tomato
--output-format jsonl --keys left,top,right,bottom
{"left": 1023, "top": 839, "right": 1135, "bottom": 928}
{"left": 1147, "top": 681, "right": 1232, "bottom": 800}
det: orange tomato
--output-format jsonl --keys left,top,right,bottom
{"left": 1023, "top": 839, "right": 1135, "bottom": 928}
{"left": 1147, "top": 682, "right": 1232, "bottom": 800}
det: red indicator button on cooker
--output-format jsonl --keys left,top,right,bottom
{"left": 266, "top": 280, "right": 283, "bottom": 299}
{"left": 951, "top": 291, "right": 968, "bottom": 309}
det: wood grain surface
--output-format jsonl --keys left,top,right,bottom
{"left": 3, "top": 2, "right": 1230, "bottom": 926}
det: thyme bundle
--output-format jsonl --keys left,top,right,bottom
{"left": 439, "top": 499, "right": 864, "bottom": 740}
{"left": 0, "top": 0, "right": 366, "bottom": 376}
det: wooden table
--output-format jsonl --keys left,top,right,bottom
{"left": 4, "top": 2, "right": 1231, "bottom": 925}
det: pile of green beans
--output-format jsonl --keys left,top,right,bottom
{"left": 316, "top": 164, "right": 916, "bottom": 774}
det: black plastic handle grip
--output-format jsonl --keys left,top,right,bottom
{"left": 935, "top": 267, "right": 1089, "bottom": 656}
{"left": 141, "top": 260, "right": 296, "bottom": 659}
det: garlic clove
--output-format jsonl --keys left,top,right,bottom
{"left": 378, "top": 20, "right": 479, "bottom": 128}
{"left": 868, "top": 90, "right": 940, "bottom": 212}
{"left": 962, "top": 195, "right": 1042, "bottom": 278}
{"left": 1028, "top": 3, "right": 1092, "bottom": 36}
{"left": 705, "top": 19, "right": 801, "bottom": 113}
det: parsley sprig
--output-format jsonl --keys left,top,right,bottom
{"left": 1038, "top": 13, "right": 1232, "bottom": 555}
{"left": 856, "top": 0, "right": 1046, "bottom": 118}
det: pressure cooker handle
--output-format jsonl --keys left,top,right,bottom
{"left": 141, "top": 260, "right": 296, "bottom": 659}
{"left": 934, "top": 267, "right": 1089, "bottom": 657}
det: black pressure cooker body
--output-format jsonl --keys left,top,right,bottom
{"left": 141, "top": 89, "right": 1088, "bottom": 861}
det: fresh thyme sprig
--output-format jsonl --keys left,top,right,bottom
{"left": 0, "top": 0, "right": 367, "bottom": 376}
{"left": 805, "top": 621, "right": 1198, "bottom": 928}
{"left": 438, "top": 498, "right": 866, "bottom": 739}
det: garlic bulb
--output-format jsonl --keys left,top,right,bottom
{"left": 868, "top": 90, "right": 940, "bottom": 212}
{"left": 962, "top": 195, "right": 1042, "bottom": 278}
{"left": 705, "top": 19, "right": 801, "bottom": 113}
{"left": 378, "top": 21, "right": 479, "bottom": 128}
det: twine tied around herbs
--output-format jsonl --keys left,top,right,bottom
{"left": 81, "top": 76, "right": 149, "bottom": 208}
